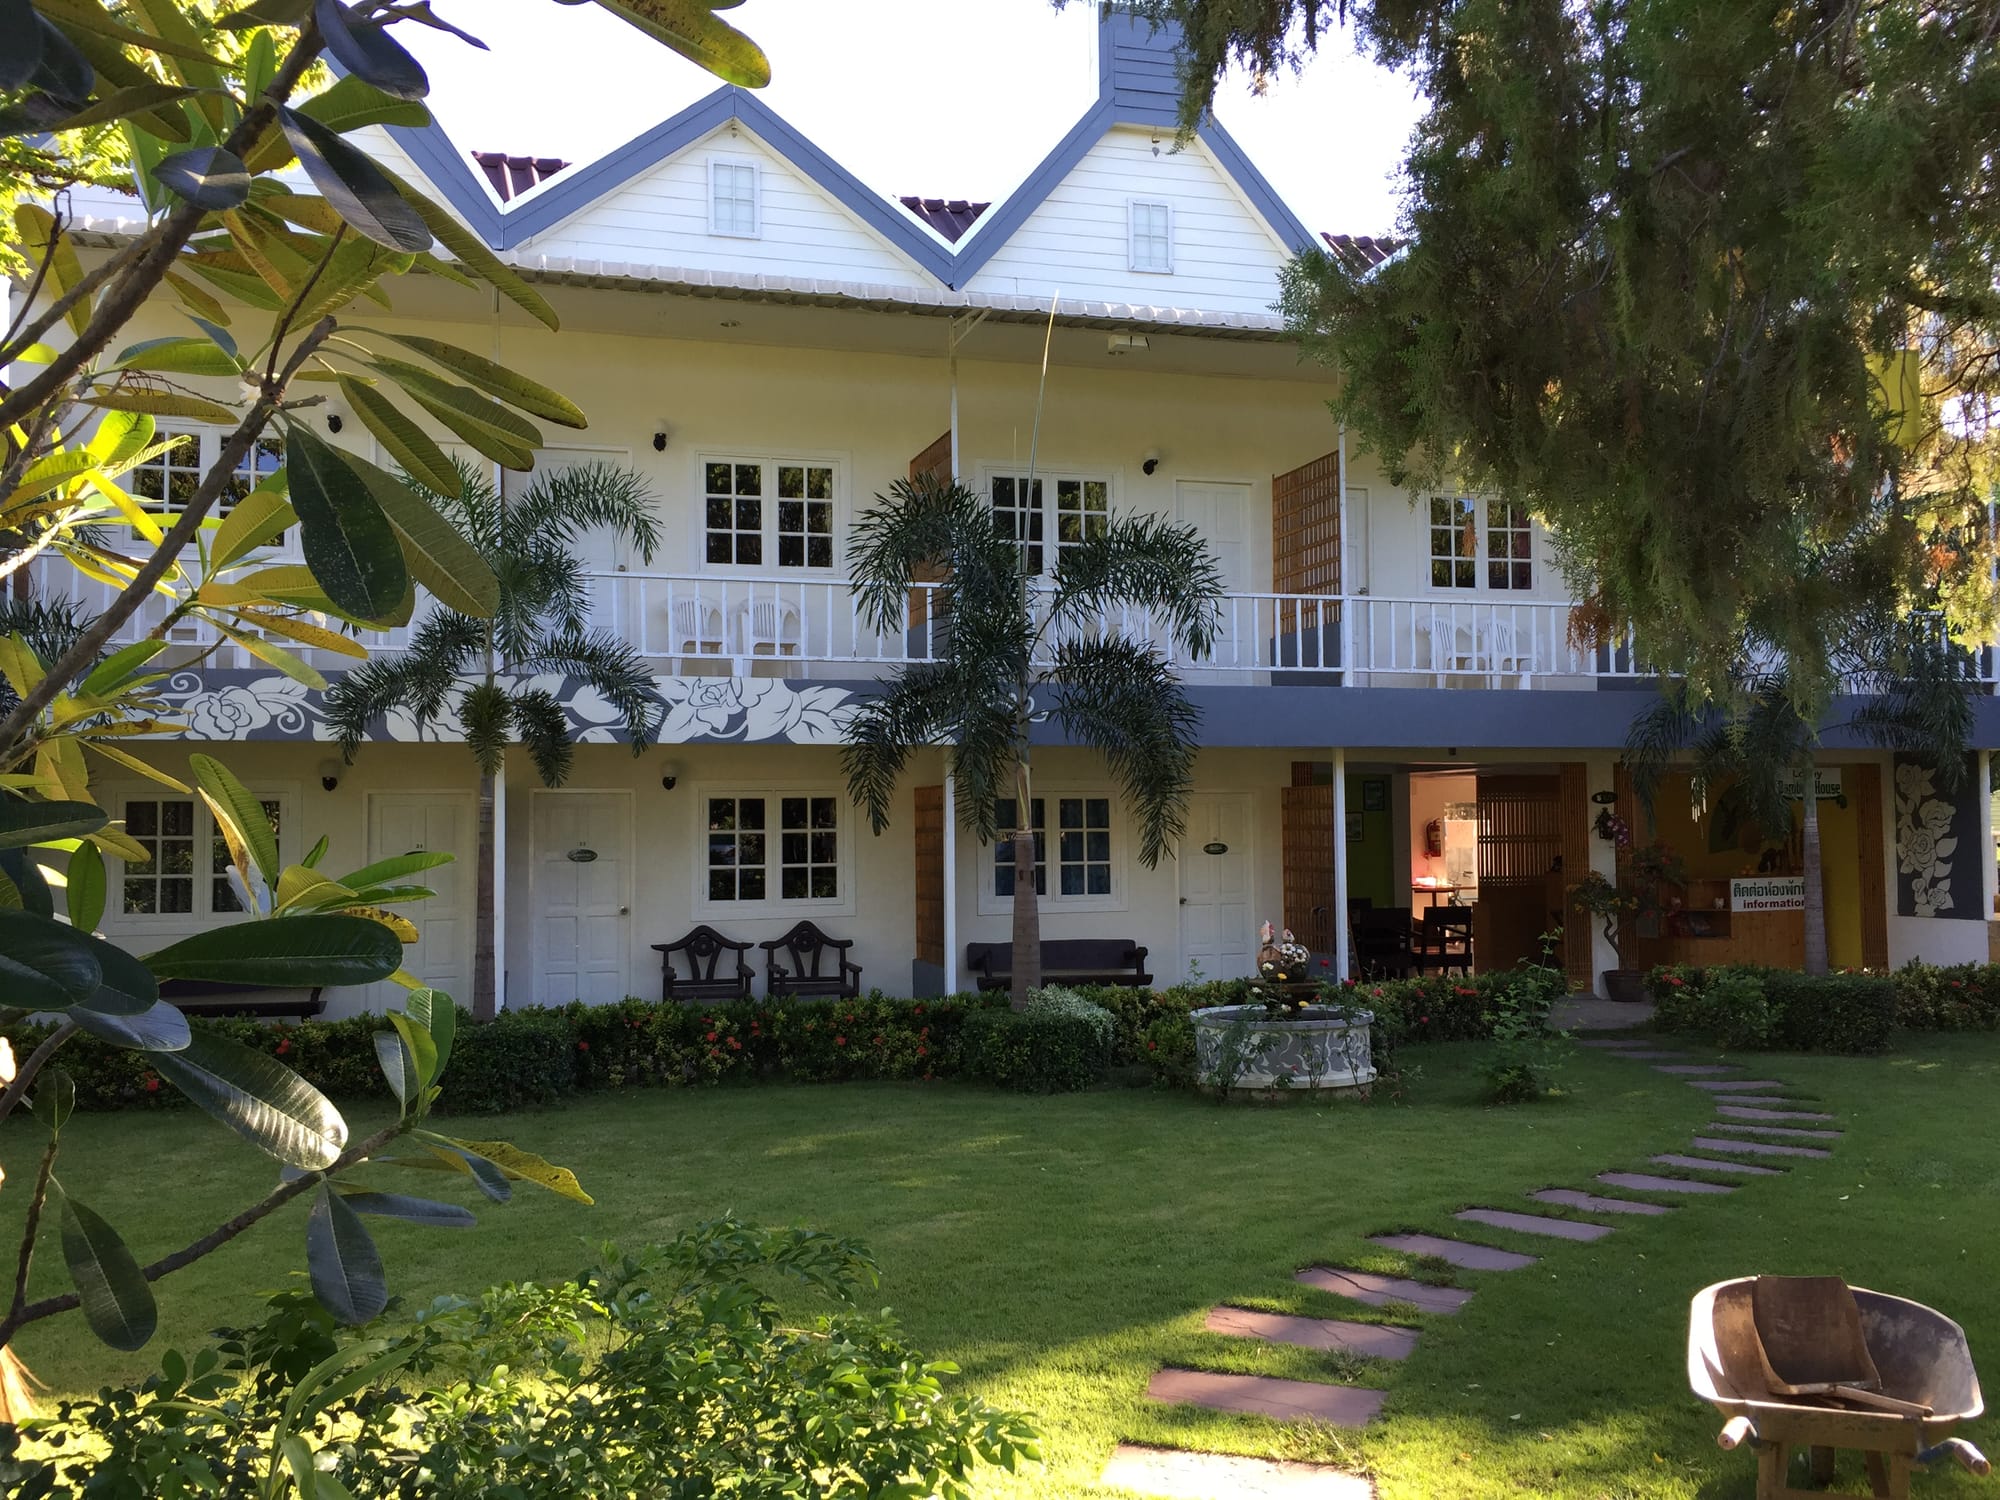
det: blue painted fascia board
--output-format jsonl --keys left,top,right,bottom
{"left": 382, "top": 85, "right": 955, "bottom": 279}
{"left": 1196, "top": 117, "right": 1317, "bottom": 254}
{"left": 946, "top": 97, "right": 1117, "bottom": 287}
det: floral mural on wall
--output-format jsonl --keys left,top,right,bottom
{"left": 1894, "top": 754, "right": 1980, "bottom": 920}
{"left": 151, "top": 671, "right": 863, "bottom": 745}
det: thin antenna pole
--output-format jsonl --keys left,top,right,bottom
{"left": 1023, "top": 291, "right": 1059, "bottom": 541}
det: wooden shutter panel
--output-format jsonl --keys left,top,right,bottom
{"left": 1281, "top": 785, "right": 1336, "bottom": 956}
{"left": 906, "top": 432, "right": 953, "bottom": 632}
{"left": 914, "top": 785, "right": 944, "bottom": 967}
{"left": 1272, "top": 450, "right": 1342, "bottom": 596}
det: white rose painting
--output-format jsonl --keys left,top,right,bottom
{"left": 1894, "top": 760, "right": 1960, "bottom": 917}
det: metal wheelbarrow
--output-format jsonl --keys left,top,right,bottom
{"left": 1690, "top": 1276, "right": 1990, "bottom": 1498}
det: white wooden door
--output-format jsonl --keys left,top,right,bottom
{"left": 1177, "top": 481, "right": 1250, "bottom": 667}
{"left": 531, "top": 791, "right": 632, "bottom": 1005}
{"left": 1178, "top": 793, "right": 1254, "bottom": 983}
{"left": 360, "top": 793, "right": 472, "bottom": 1010}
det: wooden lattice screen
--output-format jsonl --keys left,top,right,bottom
{"left": 914, "top": 785, "right": 944, "bottom": 966}
{"left": 906, "top": 432, "right": 952, "bottom": 631}
{"left": 1556, "top": 763, "right": 1593, "bottom": 989}
{"left": 1475, "top": 774, "right": 1563, "bottom": 973}
{"left": 1272, "top": 450, "right": 1342, "bottom": 596}
{"left": 1281, "top": 785, "right": 1336, "bottom": 956}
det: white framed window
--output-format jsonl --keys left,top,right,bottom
{"left": 114, "top": 789, "right": 287, "bottom": 922}
{"left": 708, "top": 157, "right": 760, "bottom": 238}
{"left": 697, "top": 788, "right": 852, "bottom": 916}
{"left": 126, "top": 426, "right": 285, "bottom": 533}
{"left": 1128, "top": 199, "right": 1173, "bottom": 273}
{"left": 1429, "top": 495, "right": 1535, "bottom": 591}
{"left": 702, "top": 457, "right": 837, "bottom": 570}
{"left": 986, "top": 471, "right": 1110, "bottom": 575}
{"left": 982, "top": 792, "right": 1122, "bottom": 913}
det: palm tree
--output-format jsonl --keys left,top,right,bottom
{"left": 842, "top": 474, "right": 1223, "bottom": 1006}
{"left": 1626, "top": 613, "right": 1977, "bottom": 974}
{"left": 325, "top": 460, "right": 664, "bottom": 1020}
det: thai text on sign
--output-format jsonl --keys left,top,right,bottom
{"left": 1730, "top": 876, "right": 1806, "bottom": 913}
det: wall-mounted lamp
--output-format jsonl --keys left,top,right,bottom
{"left": 325, "top": 413, "right": 343, "bottom": 434}
{"left": 1141, "top": 450, "right": 1162, "bottom": 476}
{"left": 660, "top": 759, "right": 680, "bottom": 791}
{"left": 316, "top": 758, "right": 342, "bottom": 793}
{"left": 652, "top": 430, "right": 668, "bottom": 452}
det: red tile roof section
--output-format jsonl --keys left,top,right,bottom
{"left": 899, "top": 196, "right": 991, "bottom": 243}
{"left": 472, "top": 152, "right": 572, "bottom": 203}
{"left": 1320, "top": 232, "right": 1401, "bottom": 272}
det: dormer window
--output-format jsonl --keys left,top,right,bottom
{"left": 1128, "top": 199, "right": 1172, "bottom": 273}
{"left": 708, "top": 157, "right": 760, "bottom": 238}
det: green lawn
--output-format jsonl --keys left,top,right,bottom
{"left": 5, "top": 1036, "right": 1997, "bottom": 1498}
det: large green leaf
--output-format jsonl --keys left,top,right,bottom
{"left": 335, "top": 1191, "right": 474, "bottom": 1228}
{"left": 404, "top": 987, "right": 455, "bottom": 1076}
{"left": 0, "top": 0, "right": 43, "bottom": 91}
{"left": 336, "top": 375, "right": 461, "bottom": 498}
{"left": 0, "top": 908, "right": 101, "bottom": 1008}
{"left": 305, "top": 1184, "right": 387, "bottom": 1323}
{"left": 113, "top": 333, "right": 243, "bottom": 377}
{"left": 67, "top": 998, "right": 191, "bottom": 1052}
{"left": 278, "top": 105, "right": 430, "bottom": 252}
{"left": 15, "top": 206, "right": 91, "bottom": 336}
{"left": 150, "top": 1028, "right": 347, "bottom": 1169}
{"left": 285, "top": 426, "right": 409, "bottom": 621}
{"left": 33, "top": 1066, "right": 74, "bottom": 1132}
{"left": 314, "top": 0, "right": 428, "bottom": 99}
{"left": 582, "top": 0, "right": 770, "bottom": 87}
{"left": 369, "top": 358, "right": 540, "bottom": 469}
{"left": 65, "top": 837, "right": 104, "bottom": 931}
{"left": 381, "top": 166, "right": 557, "bottom": 331}
{"left": 154, "top": 146, "right": 251, "bottom": 211}
{"left": 366, "top": 332, "right": 587, "bottom": 428}
{"left": 79, "top": 928, "right": 160, "bottom": 1016}
{"left": 82, "top": 388, "right": 238, "bottom": 424}
{"left": 373, "top": 1029, "right": 415, "bottom": 1109}
{"left": 430, "top": 1134, "right": 594, "bottom": 1204}
{"left": 0, "top": 798, "right": 106, "bottom": 849}
{"left": 339, "top": 851, "right": 453, "bottom": 888}
{"left": 79, "top": 639, "right": 169, "bottom": 699}
{"left": 210, "top": 484, "right": 296, "bottom": 570}
{"left": 341, "top": 449, "right": 499, "bottom": 616}
{"left": 188, "top": 754, "right": 279, "bottom": 887}
{"left": 297, "top": 71, "right": 430, "bottom": 133}
{"left": 144, "top": 912, "right": 402, "bottom": 987}
{"left": 58, "top": 1189, "right": 158, "bottom": 1351}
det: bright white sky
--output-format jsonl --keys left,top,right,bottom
{"left": 403, "top": 0, "right": 1422, "bottom": 239}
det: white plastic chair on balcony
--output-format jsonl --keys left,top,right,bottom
{"left": 1428, "top": 612, "right": 1530, "bottom": 687}
{"left": 668, "top": 594, "right": 727, "bottom": 674}
{"left": 736, "top": 596, "right": 803, "bottom": 675}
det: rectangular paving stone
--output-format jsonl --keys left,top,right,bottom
{"left": 1454, "top": 1208, "right": 1614, "bottom": 1242}
{"left": 1614, "top": 1049, "right": 1691, "bottom": 1059}
{"left": 1294, "top": 1266, "right": 1473, "bottom": 1314}
{"left": 1708, "top": 1121, "right": 1842, "bottom": 1140}
{"left": 1598, "top": 1171, "right": 1736, "bottom": 1195}
{"left": 1688, "top": 1079, "right": 1785, "bottom": 1091}
{"left": 1705, "top": 1095, "right": 1796, "bottom": 1106}
{"left": 1101, "top": 1444, "right": 1374, "bottom": 1500}
{"left": 1531, "top": 1188, "right": 1674, "bottom": 1216}
{"left": 1368, "top": 1232, "right": 1537, "bottom": 1271}
{"left": 1578, "top": 1039, "right": 1651, "bottom": 1049}
{"left": 1147, "top": 1368, "right": 1387, "bottom": 1427}
{"left": 1206, "top": 1306, "right": 1419, "bottom": 1360}
{"left": 1715, "top": 1104, "right": 1836, "bottom": 1122}
{"left": 1656, "top": 1064, "right": 1740, "bottom": 1075}
{"left": 1692, "top": 1135, "right": 1831, "bottom": 1159}
{"left": 1653, "top": 1153, "right": 1783, "bottom": 1176}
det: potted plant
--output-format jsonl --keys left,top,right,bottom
{"left": 1626, "top": 840, "right": 1690, "bottom": 939}
{"left": 1569, "top": 870, "right": 1648, "bottom": 1002}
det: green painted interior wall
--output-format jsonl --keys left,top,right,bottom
{"left": 1346, "top": 775, "right": 1395, "bottom": 908}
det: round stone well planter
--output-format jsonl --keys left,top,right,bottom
{"left": 1192, "top": 1004, "right": 1377, "bottom": 1099}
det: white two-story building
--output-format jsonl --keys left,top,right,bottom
{"left": 25, "top": 10, "right": 2000, "bottom": 1013}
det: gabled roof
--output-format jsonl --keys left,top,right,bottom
{"left": 473, "top": 152, "right": 571, "bottom": 203}
{"left": 376, "top": 7, "right": 1317, "bottom": 292}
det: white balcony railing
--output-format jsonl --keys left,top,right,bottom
{"left": 44, "top": 565, "right": 1677, "bottom": 688}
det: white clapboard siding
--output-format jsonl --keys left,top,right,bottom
{"left": 345, "top": 124, "right": 456, "bottom": 218}
{"left": 959, "top": 127, "right": 1292, "bottom": 314}
{"left": 512, "top": 125, "right": 935, "bottom": 290}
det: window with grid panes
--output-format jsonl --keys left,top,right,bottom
{"left": 992, "top": 797, "right": 1046, "bottom": 896}
{"left": 704, "top": 461, "right": 764, "bottom": 565}
{"left": 703, "top": 459, "right": 837, "bottom": 569}
{"left": 775, "top": 464, "right": 834, "bottom": 568}
{"left": 1428, "top": 495, "right": 1478, "bottom": 589}
{"left": 709, "top": 158, "right": 759, "bottom": 237}
{"left": 994, "top": 795, "right": 1113, "bottom": 899}
{"left": 989, "top": 474, "right": 1109, "bottom": 575}
{"left": 1485, "top": 501, "right": 1533, "bottom": 589}
{"left": 705, "top": 794, "right": 839, "bottom": 902}
{"left": 128, "top": 428, "right": 285, "bottom": 537}
{"left": 123, "top": 794, "right": 282, "bottom": 917}
{"left": 1128, "top": 200, "right": 1172, "bottom": 273}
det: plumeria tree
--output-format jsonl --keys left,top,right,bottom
{"left": 842, "top": 474, "right": 1222, "bottom": 1005}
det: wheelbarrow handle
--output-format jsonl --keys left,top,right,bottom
{"left": 1916, "top": 1437, "right": 1991, "bottom": 1477}
{"left": 1718, "top": 1416, "right": 1758, "bottom": 1451}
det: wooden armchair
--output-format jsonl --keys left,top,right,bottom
{"left": 761, "top": 920, "right": 862, "bottom": 1000}
{"left": 652, "top": 925, "right": 755, "bottom": 1003}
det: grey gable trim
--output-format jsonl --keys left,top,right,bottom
{"left": 383, "top": 85, "right": 956, "bottom": 278}
{"left": 1199, "top": 117, "right": 1316, "bottom": 253}
{"left": 944, "top": 97, "right": 1118, "bottom": 286}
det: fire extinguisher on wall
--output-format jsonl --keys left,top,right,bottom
{"left": 1425, "top": 818, "right": 1444, "bottom": 859}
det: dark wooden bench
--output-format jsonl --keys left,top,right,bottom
{"left": 964, "top": 939, "right": 1150, "bottom": 991}
{"left": 156, "top": 979, "right": 326, "bottom": 1020}
{"left": 761, "top": 920, "right": 862, "bottom": 1000}
{"left": 652, "top": 925, "right": 755, "bottom": 1003}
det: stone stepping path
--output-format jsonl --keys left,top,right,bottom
{"left": 1691, "top": 1135, "right": 1830, "bottom": 1159}
{"left": 1613, "top": 1049, "right": 1690, "bottom": 1059}
{"left": 1598, "top": 1170, "right": 1736, "bottom": 1195}
{"left": 1531, "top": 1187, "right": 1673, "bottom": 1216}
{"left": 1368, "top": 1232, "right": 1536, "bottom": 1270}
{"left": 1714, "top": 1103, "right": 1835, "bottom": 1122}
{"left": 1688, "top": 1078, "right": 1785, "bottom": 1091}
{"left": 1709, "top": 1121, "right": 1842, "bottom": 1140}
{"left": 1147, "top": 1368, "right": 1387, "bottom": 1427}
{"left": 1578, "top": 1039, "right": 1649, "bottom": 1049}
{"left": 1655, "top": 1063, "right": 1740, "bottom": 1076}
{"left": 1705, "top": 1094, "right": 1796, "bottom": 1106}
{"left": 1454, "top": 1208, "right": 1614, "bottom": 1242}
{"left": 1653, "top": 1153, "right": 1783, "bottom": 1177}
{"left": 1206, "top": 1306, "right": 1420, "bottom": 1360}
{"left": 1101, "top": 1443, "right": 1374, "bottom": 1499}
{"left": 1295, "top": 1266, "right": 1473, "bottom": 1314}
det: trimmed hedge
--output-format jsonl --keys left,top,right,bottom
{"left": 962, "top": 988, "right": 1117, "bottom": 1094}
{"left": 1893, "top": 963, "right": 2000, "bottom": 1032}
{"left": 1645, "top": 964, "right": 1895, "bottom": 1054}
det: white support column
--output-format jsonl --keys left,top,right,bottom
{"left": 492, "top": 752, "right": 507, "bottom": 1013}
{"left": 1332, "top": 747, "right": 1350, "bottom": 980}
{"left": 943, "top": 765, "right": 959, "bottom": 994}
{"left": 1980, "top": 751, "right": 1996, "bottom": 924}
